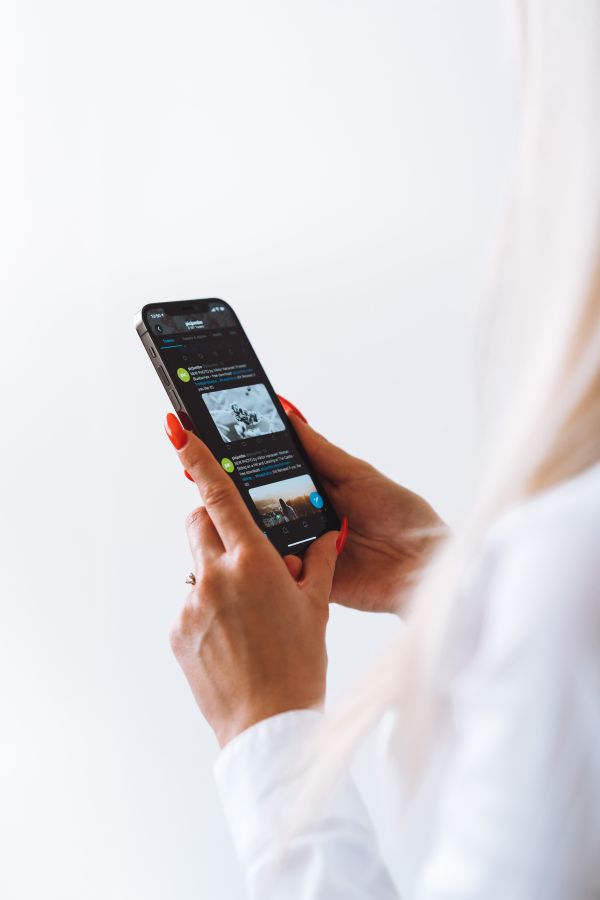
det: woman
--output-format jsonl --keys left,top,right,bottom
{"left": 163, "top": 2, "right": 600, "bottom": 897}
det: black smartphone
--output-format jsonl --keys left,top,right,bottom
{"left": 135, "top": 298, "right": 340, "bottom": 556}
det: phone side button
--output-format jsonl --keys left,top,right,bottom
{"left": 157, "top": 365, "right": 170, "bottom": 387}
{"left": 147, "top": 345, "right": 157, "bottom": 358}
{"left": 167, "top": 389, "right": 183, "bottom": 411}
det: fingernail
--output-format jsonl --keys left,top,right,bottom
{"left": 336, "top": 516, "right": 348, "bottom": 555}
{"left": 164, "top": 412, "right": 188, "bottom": 451}
{"left": 277, "top": 394, "right": 308, "bottom": 424}
{"left": 184, "top": 469, "right": 194, "bottom": 482}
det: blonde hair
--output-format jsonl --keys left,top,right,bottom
{"left": 298, "top": 0, "right": 600, "bottom": 812}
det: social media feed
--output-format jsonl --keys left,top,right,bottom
{"left": 149, "top": 306, "right": 336, "bottom": 553}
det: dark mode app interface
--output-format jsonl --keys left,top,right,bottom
{"left": 144, "top": 303, "right": 338, "bottom": 554}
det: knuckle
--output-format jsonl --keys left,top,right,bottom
{"left": 169, "top": 622, "right": 183, "bottom": 654}
{"left": 229, "top": 541, "right": 258, "bottom": 573}
{"left": 185, "top": 505, "right": 209, "bottom": 533}
{"left": 169, "top": 610, "right": 189, "bottom": 653}
{"left": 201, "top": 479, "right": 233, "bottom": 510}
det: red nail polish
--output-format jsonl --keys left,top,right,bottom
{"left": 184, "top": 469, "right": 194, "bottom": 482}
{"left": 164, "top": 412, "right": 188, "bottom": 450}
{"left": 336, "top": 516, "right": 348, "bottom": 555}
{"left": 277, "top": 394, "right": 308, "bottom": 424}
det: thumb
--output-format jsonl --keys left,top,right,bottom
{"left": 300, "top": 530, "right": 339, "bottom": 601}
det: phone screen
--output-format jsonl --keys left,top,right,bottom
{"left": 140, "top": 299, "right": 340, "bottom": 555}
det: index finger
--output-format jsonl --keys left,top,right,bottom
{"left": 166, "top": 414, "right": 260, "bottom": 550}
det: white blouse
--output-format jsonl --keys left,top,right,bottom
{"left": 214, "top": 463, "right": 600, "bottom": 899}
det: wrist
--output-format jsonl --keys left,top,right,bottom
{"left": 215, "top": 697, "right": 325, "bottom": 749}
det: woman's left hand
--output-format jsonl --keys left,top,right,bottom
{"left": 164, "top": 414, "right": 340, "bottom": 748}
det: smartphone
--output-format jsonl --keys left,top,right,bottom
{"left": 135, "top": 298, "right": 340, "bottom": 556}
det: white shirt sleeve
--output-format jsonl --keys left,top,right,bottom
{"left": 214, "top": 709, "right": 400, "bottom": 900}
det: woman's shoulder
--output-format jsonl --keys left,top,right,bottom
{"left": 482, "top": 461, "right": 600, "bottom": 567}
{"left": 486, "top": 463, "right": 600, "bottom": 548}
{"left": 470, "top": 461, "right": 600, "bottom": 637}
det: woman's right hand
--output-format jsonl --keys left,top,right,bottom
{"left": 278, "top": 396, "right": 447, "bottom": 615}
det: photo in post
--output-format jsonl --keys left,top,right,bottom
{"left": 249, "top": 473, "right": 322, "bottom": 529}
{"left": 202, "top": 383, "right": 286, "bottom": 443}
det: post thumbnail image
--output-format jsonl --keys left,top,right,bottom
{"left": 249, "top": 473, "right": 324, "bottom": 529}
{"left": 202, "top": 383, "right": 286, "bottom": 443}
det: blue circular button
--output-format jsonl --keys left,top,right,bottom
{"left": 309, "top": 491, "right": 324, "bottom": 509}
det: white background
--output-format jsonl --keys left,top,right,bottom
{"left": 0, "top": 2, "right": 516, "bottom": 897}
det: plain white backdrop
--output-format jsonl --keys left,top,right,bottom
{"left": 0, "top": 2, "right": 516, "bottom": 897}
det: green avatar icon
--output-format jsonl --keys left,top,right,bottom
{"left": 177, "top": 367, "right": 191, "bottom": 383}
{"left": 221, "top": 457, "right": 235, "bottom": 473}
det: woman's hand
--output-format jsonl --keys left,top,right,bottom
{"left": 278, "top": 397, "right": 447, "bottom": 615}
{"left": 164, "top": 414, "right": 340, "bottom": 748}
